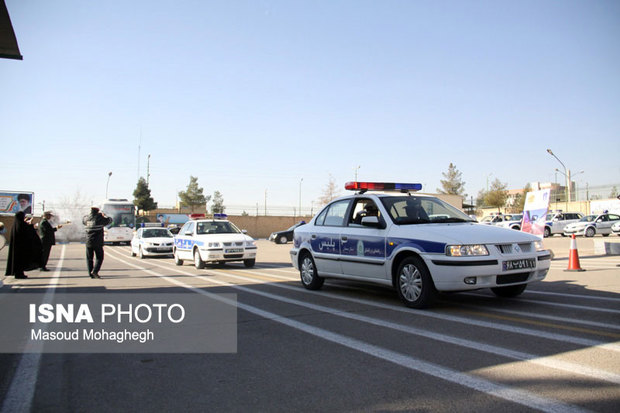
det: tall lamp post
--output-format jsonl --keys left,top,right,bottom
{"left": 546, "top": 149, "right": 570, "bottom": 207}
{"left": 298, "top": 178, "right": 303, "bottom": 218}
{"left": 105, "top": 172, "right": 113, "bottom": 199}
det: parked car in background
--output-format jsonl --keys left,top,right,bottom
{"left": 131, "top": 226, "right": 175, "bottom": 258}
{"left": 563, "top": 212, "right": 620, "bottom": 237}
{"left": 479, "top": 214, "right": 504, "bottom": 225}
{"left": 543, "top": 211, "right": 584, "bottom": 237}
{"left": 269, "top": 221, "right": 306, "bottom": 244}
{"left": 495, "top": 214, "right": 523, "bottom": 230}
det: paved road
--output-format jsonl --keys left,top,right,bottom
{"left": 1, "top": 237, "right": 619, "bottom": 412}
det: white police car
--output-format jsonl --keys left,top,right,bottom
{"left": 290, "top": 182, "right": 551, "bottom": 308}
{"left": 131, "top": 225, "right": 174, "bottom": 258}
{"left": 495, "top": 213, "right": 523, "bottom": 231}
{"left": 173, "top": 214, "right": 257, "bottom": 268}
{"left": 543, "top": 211, "right": 583, "bottom": 237}
{"left": 563, "top": 212, "right": 620, "bottom": 237}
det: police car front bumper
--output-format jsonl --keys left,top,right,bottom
{"left": 199, "top": 247, "right": 257, "bottom": 262}
{"left": 425, "top": 252, "right": 551, "bottom": 291}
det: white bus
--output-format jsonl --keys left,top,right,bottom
{"left": 101, "top": 199, "right": 136, "bottom": 244}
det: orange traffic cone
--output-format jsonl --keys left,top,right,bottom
{"left": 565, "top": 234, "right": 585, "bottom": 272}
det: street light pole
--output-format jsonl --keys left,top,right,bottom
{"left": 546, "top": 149, "right": 569, "bottom": 206}
{"left": 105, "top": 172, "right": 113, "bottom": 199}
{"left": 298, "top": 178, "right": 303, "bottom": 218}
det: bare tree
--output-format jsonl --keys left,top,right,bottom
{"left": 317, "top": 174, "right": 341, "bottom": 206}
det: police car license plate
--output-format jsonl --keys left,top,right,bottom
{"left": 226, "top": 248, "right": 243, "bottom": 253}
{"left": 502, "top": 258, "right": 536, "bottom": 271}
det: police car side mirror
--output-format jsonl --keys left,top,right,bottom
{"left": 241, "top": 229, "right": 248, "bottom": 234}
{"left": 361, "top": 216, "right": 383, "bottom": 229}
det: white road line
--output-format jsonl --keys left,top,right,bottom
{"left": 104, "top": 251, "right": 604, "bottom": 411}
{"left": 204, "top": 269, "right": 620, "bottom": 385}
{"left": 523, "top": 290, "right": 620, "bottom": 302}
{"left": 195, "top": 265, "right": 620, "bottom": 350}
{"left": 1, "top": 245, "right": 65, "bottom": 413}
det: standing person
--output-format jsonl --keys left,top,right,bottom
{"left": 38, "top": 211, "right": 63, "bottom": 272}
{"left": 82, "top": 206, "right": 112, "bottom": 279}
{"left": 5, "top": 211, "right": 42, "bottom": 279}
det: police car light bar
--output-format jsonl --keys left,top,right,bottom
{"left": 213, "top": 213, "right": 228, "bottom": 219}
{"left": 344, "top": 182, "right": 422, "bottom": 193}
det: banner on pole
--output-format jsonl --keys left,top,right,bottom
{"left": 521, "top": 189, "right": 550, "bottom": 237}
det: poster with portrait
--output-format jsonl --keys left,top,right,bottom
{"left": 521, "top": 189, "right": 550, "bottom": 237}
{"left": 0, "top": 191, "right": 35, "bottom": 215}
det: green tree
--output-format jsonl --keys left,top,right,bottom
{"left": 512, "top": 183, "right": 532, "bottom": 213}
{"left": 475, "top": 189, "right": 487, "bottom": 208}
{"left": 133, "top": 177, "right": 157, "bottom": 212}
{"left": 437, "top": 163, "right": 466, "bottom": 196}
{"left": 178, "top": 176, "right": 210, "bottom": 212}
{"left": 211, "top": 190, "right": 225, "bottom": 214}
{"left": 484, "top": 178, "right": 509, "bottom": 213}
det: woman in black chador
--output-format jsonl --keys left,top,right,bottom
{"left": 5, "top": 211, "right": 42, "bottom": 279}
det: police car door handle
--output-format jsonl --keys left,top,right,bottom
{"left": 341, "top": 236, "right": 348, "bottom": 242}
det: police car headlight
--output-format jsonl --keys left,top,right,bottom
{"left": 246, "top": 241, "right": 256, "bottom": 247}
{"left": 535, "top": 241, "right": 545, "bottom": 251}
{"left": 208, "top": 242, "right": 220, "bottom": 248}
{"left": 446, "top": 245, "right": 489, "bottom": 256}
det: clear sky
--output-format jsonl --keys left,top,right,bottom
{"left": 2, "top": 0, "right": 619, "bottom": 214}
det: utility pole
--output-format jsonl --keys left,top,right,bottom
{"left": 147, "top": 154, "right": 151, "bottom": 186}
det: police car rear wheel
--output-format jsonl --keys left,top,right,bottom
{"left": 491, "top": 284, "right": 527, "bottom": 297}
{"left": 279, "top": 235, "right": 288, "bottom": 244}
{"left": 174, "top": 249, "right": 183, "bottom": 266}
{"left": 543, "top": 227, "right": 551, "bottom": 238}
{"left": 194, "top": 250, "right": 205, "bottom": 269}
{"left": 300, "top": 253, "right": 324, "bottom": 290}
{"left": 396, "top": 257, "right": 435, "bottom": 308}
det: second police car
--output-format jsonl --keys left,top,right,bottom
{"left": 173, "top": 214, "right": 257, "bottom": 268}
{"left": 290, "top": 182, "right": 551, "bottom": 308}
{"left": 563, "top": 211, "right": 620, "bottom": 237}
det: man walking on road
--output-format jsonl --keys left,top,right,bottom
{"left": 82, "top": 206, "right": 112, "bottom": 279}
{"left": 38, "top": 211, "right": 62, "bottom": 271}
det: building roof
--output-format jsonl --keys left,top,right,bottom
{"left": 0, "top": 0, "right": 22, "bottom": 60}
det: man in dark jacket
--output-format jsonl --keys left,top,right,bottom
{"left": 38, "top": 211, "right": 63, "bottom": 271}
{"left": 82, "top": 207, "right": 112, "bottom": 279}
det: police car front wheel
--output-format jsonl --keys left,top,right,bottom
{"left": 396, "top": 256, "right": 436, "bottom": 309}
{"left": 174, "top": 249, "right": 183, "bottom": 266}
{"left": 194, "top": 250, "right": 205, "bottom": 269}
{"left": 300, "top": 253, "right": 324, "bottom": 290}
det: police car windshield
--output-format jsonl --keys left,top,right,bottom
{"left": 380, "top": 196, "right": 474, "bottom": 225}
{"left": 143, "top": 229, "right": 173, "bottom": 238}
{"left": 196, "top": 221, "right": 240, "bottom": 235}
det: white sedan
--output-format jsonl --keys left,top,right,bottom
{"left": 131, "top": 227, "right": 175, "bottom": 258}
{"left": 563, "top": 212, "right": 620, "bottom": 237}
